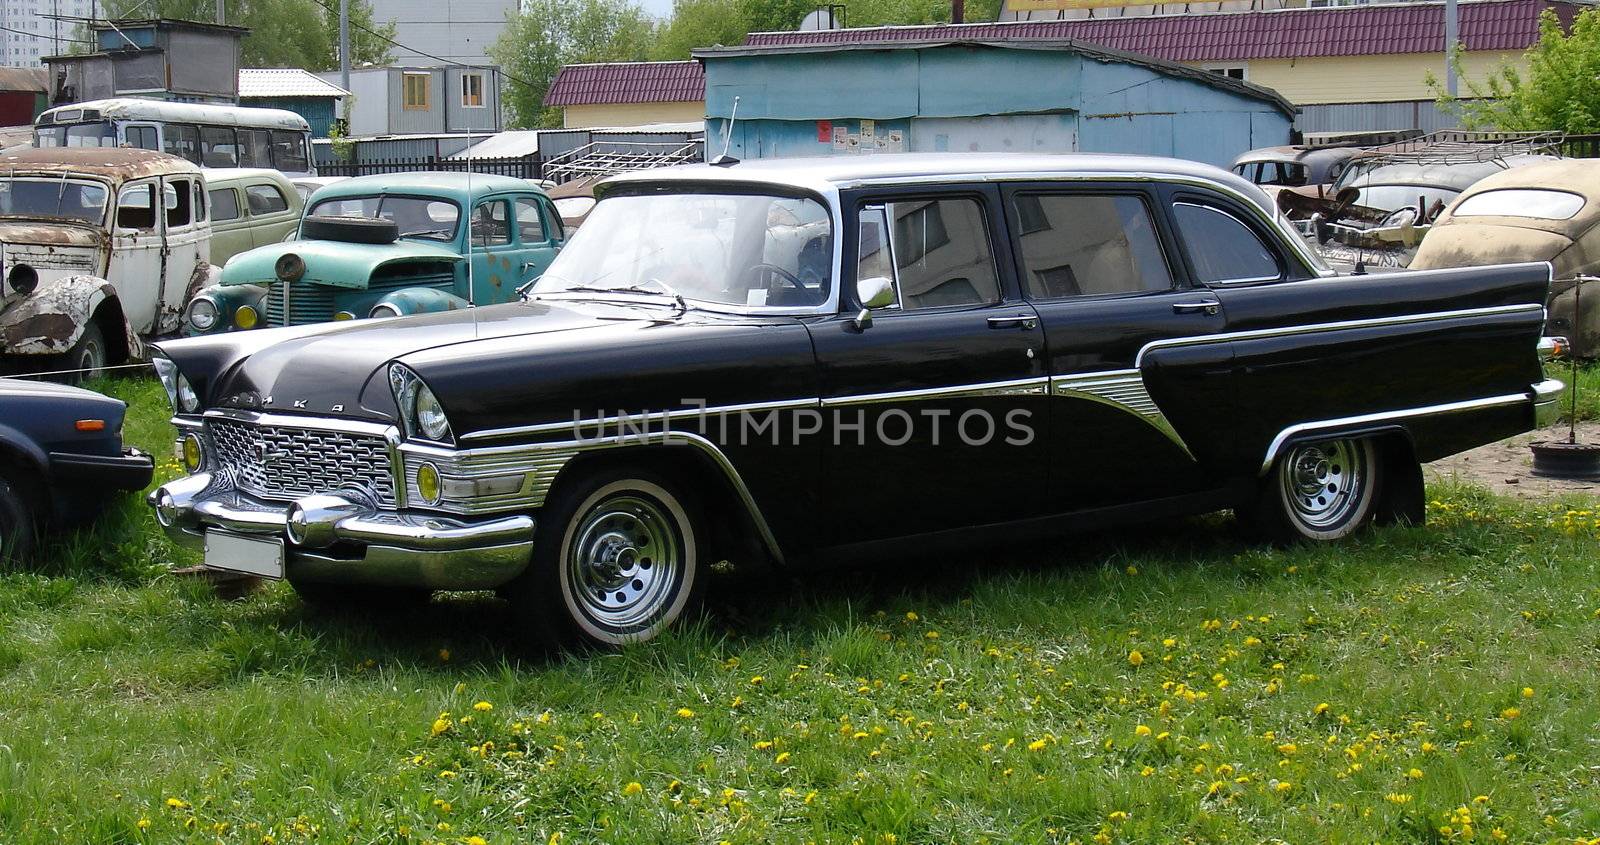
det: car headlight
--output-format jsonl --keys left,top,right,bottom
{"left": 177, "top": 373, "right": 200, "bottom": 413}
{"left": 152, "top": 355, "right": 179, "bottom": 411}
{"left": 388, "top": 364, "right": 452, "bottom": 443}
{"left": 186, "top": 296, "right": 218, "bottom": 331}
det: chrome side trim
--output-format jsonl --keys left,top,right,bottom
{"left": 1135, "top": 303, "right": 1545, "bottom": 369}
{"left": 1533, "top": 378, "right": 1565, "bottom": 428}
{"left": 1260, "top": 392, "right": 1532, "bottom": 475}
{"left": 461, "top": 397, "right": 822, "bottom": 444}
{"left": 819, "top": 376, "right": 1049, "bottom": 408}
{"left": 1049, "top": 370, "right": 1194, "bottom": 459}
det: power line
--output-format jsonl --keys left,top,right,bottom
{"left": 0, "top": 23, "right": 93, "bottom": 43}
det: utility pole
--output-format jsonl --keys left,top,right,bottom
{"left": 952, "top": 0, "right": 964, "bottom": 24}
{"left": 1444, "top": 0, "right": 1459, "bottom": 97}
{"left": 216, "top": 0, "right": 224, "bottom": 24}
{"left": 339, "top": 0, "right": 350, "bottom": 107}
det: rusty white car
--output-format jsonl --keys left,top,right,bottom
{"left": 0, "top": 147, "right": 215, "bottom": 378}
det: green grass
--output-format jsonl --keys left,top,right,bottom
{"left": 4, "top": 379, "right": 1600, "bottom": 844}
{"left": 1550, "top": 362, "right": 1600, "bottom": 423}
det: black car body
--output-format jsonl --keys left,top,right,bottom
{"left": 0, "top": 378, "right": 153, "bottom": 556}
{"left": 148, "top": 153, "right": 1563, "bottom": 648}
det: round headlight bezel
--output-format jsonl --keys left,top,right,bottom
{"left": 181, "top": 433, "right": 204, "bottom": 472}
{"left": 370, "top": 302, "right": 402, "bottom": 319}
{"left": 176, "top": 373, "right": 200, "bottom": 413}
{"left": 186, "top": 296, "right": 218, "bottom": 331}
{"left": 416, "top": 462, "right": 442, "bottom": 505}
{"left": 234, "top": 304, "right": 259, "bottom": 330}
{"left": 414, "top": 385, "right": 451, "bottom": 441}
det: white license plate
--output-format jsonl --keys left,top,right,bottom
{"left": 204, "top": 531, "right": 286, "bottom": 579}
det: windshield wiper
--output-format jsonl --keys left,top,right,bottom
{"left": 399, "top": 228, "right": 452, "bottom": 239}
{"left": 549, "top": 279, "right": 688, "bottom": 312}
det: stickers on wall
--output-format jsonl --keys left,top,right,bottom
{"left": 832, "top": 125, "right": 847, "bottom": 151}
{"left": 881, "top": 129, "right": 904, "bottom": 153}
{"left": 859, "top": 119, "right": 876, "bottom": 153}
{"left": 816, "top": 120, "right": 833, "bottom": 143}
{"left": 845, "top": 133, "right": 861, "bottom": 153}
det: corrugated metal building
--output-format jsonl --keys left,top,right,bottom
{"left": 694, "top": 40, "right": 1294, "bottom": 168}
{"left": 238, "top": 69, "right": 349, "bottom": 138}
{"left": 745, "top": 0, "right": 1583, "bottom": 134}
{"left": 544, "top": 61, "right": 706, "bottom": 128}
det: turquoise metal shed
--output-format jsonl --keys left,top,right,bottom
{"left": 693, "top": 40, "right": 1296, "bottom": 168}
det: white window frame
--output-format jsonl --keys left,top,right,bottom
{"left": 460, "top": 71, "right": 485, "bottom": 109}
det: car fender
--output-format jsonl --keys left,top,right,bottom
{"left": 186, "top": 282, "right": 267, "bottom": 335}
{"left": 370, "top": 287, "right": 470, "bottom": 318}
{"left": 0, "top": 421, "right": 50, "bottom": 482}
{"left": 0, "top": 275, "right": 139, "bottom": 359}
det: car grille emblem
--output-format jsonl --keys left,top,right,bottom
{"left": 252, "top": 440, "right": 288, "bottom": 466}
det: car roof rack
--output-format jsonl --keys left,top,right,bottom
{"left": 1347, "top": 130, "right": 1566, "bottom": 168}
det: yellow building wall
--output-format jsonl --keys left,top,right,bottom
{"left": 561, "top": 101, "right": 706, "bottom": 128}
{"left": 1191, "top": 50, "right": 1528, "bottom": 105}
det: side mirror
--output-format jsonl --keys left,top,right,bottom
{"left": 857, "top": 276, "right": 895, "bottom": 309}
{"left": 851, "top": 276, "right": 895, "bottom": 331}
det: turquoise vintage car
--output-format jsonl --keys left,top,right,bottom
{"left": 184, "top": 172, "right": 563, "bottom": 333}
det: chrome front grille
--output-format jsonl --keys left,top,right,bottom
{"left": 264, "top": 272, "right": 455, "bottom": 326}
{"left": 208, "top": 419, "right": 396, "bottom": 506}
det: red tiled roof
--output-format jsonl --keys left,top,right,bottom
{"left": 544, "top": 60, "right": 705, "bottom": 106}
{"left": 743, "top": 0, "right": 1581, "bottom": 62}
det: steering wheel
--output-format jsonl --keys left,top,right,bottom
{"left": 747, "top": 262, "right": 804, "bottom": 291}
{"left": 1377, "top": 206, "right": 1419, "bottom": 227}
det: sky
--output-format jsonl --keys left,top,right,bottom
{"left": 639, "top": 0, "right": 675, "bottom": 18}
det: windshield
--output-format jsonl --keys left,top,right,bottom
{"left": 532, "top": 191, "right": 833, "bottom": 310}
{"left": 1346, "top": 185, "right": 1460, "bottom": 213}
{"left": 1235, "top": 161, "right": 1308, "bottom": 187}
{"left": 35, "top": 122, "right": 118, "bottom": 148}
{"left": 307, "top": 195, "right": 460, "bottom": 241}
{"left": 0, "top": 177, "right": 108, "bottom": 223}
{"left": 1453, "top": 188, "right": 1585, "bottom": 220}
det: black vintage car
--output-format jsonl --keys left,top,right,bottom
{"left": 0, "top": 378, "right": 153, "bottom": 558}
{"left": 148, "top": 154, "right": 1562, "bottom": 649}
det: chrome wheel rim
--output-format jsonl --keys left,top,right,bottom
{"left": 1281, "top": 439, "right": 1369, "bottom": 530}
{"left": 566, "top": 494, "right": 682, "bottom": 631}
{"left": 77, "top": 337, "right": 103, "bottom": 376}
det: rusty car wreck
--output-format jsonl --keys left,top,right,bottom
{"left": 0, "top": 147, "right": 217, "bottom": 377}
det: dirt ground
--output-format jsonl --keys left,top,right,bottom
{"left": 1425, "top": 420, "right": 1600, "bottom": 500}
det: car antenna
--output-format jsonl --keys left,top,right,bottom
{"left": 466, "top": 122, "right": 477, "bottom": 339}
{"left": 710, "top": 96, "right": 740, "bottom": 167}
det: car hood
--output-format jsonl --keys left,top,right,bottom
{"left": 220, "top": 238, "right": 462, "bottom": 289}
{"left": 157, "top": 298, "right": 667, "bottom": 421}
{"left": 0, "top": 220, "right": 103, "bottom": 248}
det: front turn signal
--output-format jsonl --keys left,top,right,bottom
{"left": 74, "top": 419, "right": 105, "bottom": 432}
{"left": 235, "top": 304, "right": 259, "bottom": 330}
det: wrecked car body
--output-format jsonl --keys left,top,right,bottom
{"left": 0, "top": 147, "right": 215, "bottom": 378}
{"left": 1412, "top": 159, "right": 1600, "bottom": 355}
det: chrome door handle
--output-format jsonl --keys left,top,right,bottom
{"left": 1172, "top": 301, "right": 1220, "bottom": 316}
{"left": 987, "top": 315, "right": 1038, "bottom": 330}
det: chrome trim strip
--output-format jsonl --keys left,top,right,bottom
{"left": 1260, "top": 392, "right": 1531, "bottom": 475}
{"left": 202, "top": 408, "right": 398, "bottom": 439}
{"left": 461, "top": 397, "right": 822, "bottom": 444}
{"left": 818, "top": 376, "right": 1049, "bottom": 408}
{"left": 1533, "top": 378, "right": 1565, "bottom": 428}
{"left": 1049, "top": 370, "right": 1194, "bottom": 459}
{"left": 1134, "top": 303, "right": 1545, "bottom": 368}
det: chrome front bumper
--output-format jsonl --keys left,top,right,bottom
{"left": 1533, "top": 378, "right": 1566, "bottom": 429}
{"left": 149, "top": 472, "right": 535, "bottom": 589}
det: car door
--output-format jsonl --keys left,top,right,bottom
{"left": 468, "top": 197, "right": 518, "bottom": 303}
{"left": 510, "top": 195, "right": 562, "bottom": 288}
{"left": 207, "top": 185, "right": 249, "bottom": 265}
{"left": 158, "top": 175, "right": 206, "bottom": 332}
{"left": 809, "top": 185, "right": 1049, "bottom": 547}
{"left": 107, "top": 179, "right": 165, "bottom": 335}
{"left": 1000, "top": 184, "right": 1233, "bottom": 512}
{"left": 244, "top": 181, "right": 299, "bottom": 247}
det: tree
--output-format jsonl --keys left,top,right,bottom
{"left": 1433, "top": 8, "right": 1600, "bottom": 133}
{"left": 651, "top": 0, "right": 748, "bottom": 60}
{"left": 491, "top": 0, "right": 656, "bottom": 128}
{"left": 99, "top": 0, "right": 393, "bottom": 70}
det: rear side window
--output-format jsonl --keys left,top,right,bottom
{"left": 164, "top": 124, "right": 199, "bottom": 163}
{"left": 857, "top": 197, "right": 1000, "bottom": 310}
{"left": 200, "top": 126, "right": 238, "bottom": 168}
{"left": 1173, "top": 202, "right": 1281, "bottom": 285}
{"left": 245, "top": 184, "right": 289, "bottom": 215}
{"left": 271, "top": 131, "right": 309, "bottom": 173}
{"left": 210, "top": 188, "right": 241, "bottom": 222}
{"left": 1013, "top": 194, "right": 1172, "bottom": 298}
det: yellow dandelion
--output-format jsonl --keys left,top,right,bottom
{"left": 1162, "top": 638, "right": 1176, "bottom": 648}
{"left": 1274, "top": 781, "right": 1293, "bottom": 794}
{"left": 164, "top": 798, "right": 187, "bottom": 810}
{"left": 905, "top": 611, "right": 919, "bottom": 621}
{"left": 1385, "top": 793, "right": 1413, "bottom": 805}
{"left": 438, "top": 648, "right": 451, "bottom": 662}
{"left": 622, "top": 782, "right": 644, "bottom": 796}
{"left": 754, "top": 740, "right": 774, "bottom": 751}
{"left": 1314, "top": 702, "right": 1331, "bottom": 716}
{"left": 466, "top": 838, "right": 488, "bottom": 845}
{"left": 1407, "top": 768, "right": 1424, "bottom": 780}
{"left": 1521, "top": 687, "right": 1535, "bottom": 699}
{"left": 474, "top": 701, "right": 493, "bottom": 712}
{"left": 1140, "top": 766, "right": 1155, "bottom": 777}
{"left": 1125, "top": 565, "right": 1138, "bottom": 575}
{"left": 1128, "top": 650, "right": 1145, "bottom": 667}
{"left": 1108, "top": 811, "right": 1130, "bottom": 823}
{"left": 1501, "top": 707, "right": 1521, "bottom": 720}
{"left": 136, "top": 817, "right": 152, "bottom": 831}
{"left": 1135, "top": 724, "right": 1152, "bottom": 737}
{"left": 750, "top": 675, "right": 764, "bottom": 685}
{"left": 1276, "top": 742, "right": 1298, "bottom": 756}
{"left": 924, "top": 631, "right": 940, "bottom": 640}
{"left": 775, "top": 751, "right": 791, "bottom": 765}
{"left": 676, "top": 708, "right": 695, "bottom": 719}
{"left": 1027, "top": 738, "right": 1049, "bottom": 752}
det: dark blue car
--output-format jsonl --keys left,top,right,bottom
{"left": 0, "top": 379, "right": 153, "bottom": 559}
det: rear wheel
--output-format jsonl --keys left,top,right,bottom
{"left": 507, "top": 469, "right": 702, "bottom": 650}
{"left": 59, "top": 322, "right": 106, "bottom": 384}
{"left": 1250, "top": 437, "right": 1381, "bottom": 542}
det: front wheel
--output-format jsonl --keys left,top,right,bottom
{"left": 1249, "top": 437, "right": 1381, "bottom": 542}
{"left": 507, "top": 469, "right": 703, "bottom": 650}
{"left": 0, "top": 475, "right": 34, "bottom": 565}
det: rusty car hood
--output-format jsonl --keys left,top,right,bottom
{"left": 0, "top": 220, "right": 102, "bottom": 248}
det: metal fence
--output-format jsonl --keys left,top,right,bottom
{"left": 318, "top": 155, "right": 546, "bottom": 180}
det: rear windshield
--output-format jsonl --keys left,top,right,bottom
{"left": 1452, "top": 188, "right": 1585, "bottom": 220}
